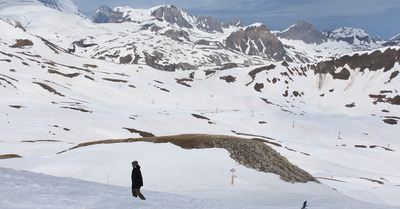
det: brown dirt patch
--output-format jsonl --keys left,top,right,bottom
{"left": 33, "top": 82, "right": 64, "bottom": 97}
{"left": 383, "top": 119, "right": 397, "bottom": 125}
{"left": 0, "top": 154, "right": 22, "bottom": 160}
{"left": 316, "top": 177, "right": 346, "bottom": 183}
{"left": 123, "top": 128, "right": 155, "bottom": 137}
{"left": 175, "top": 78, "right": 192, "bottom": 87}
{"left": 10, "top": 39, "right": 33, "bottom": 48}
{"left": 48, "top": 69, "right": 80, "bottom": 78}
{"left": 360, "top": 177, "right": 384, "bottom": 185}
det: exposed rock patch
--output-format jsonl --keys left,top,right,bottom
{"left": 311, "top": 48, "right": 400, "bottom": 77}
{"left": 92, "top": 5, "right": 124, "bottom": 23}
{"left": 123, "top": 128, "right": 155, "bottom": 137}
{"left": 247, "top": 64, "right": 276, "bottom": 86}
{"left": 60, "top": 134, "right": 318, "bottom": 183}
{"left": 277, "top": 20, "right": 327, "bottom": 44}
{"left": 0, "top": 154, "right": 22, "bottom": 160}
{"left": 33, "top": 82, "right": 64, "bottom": 97}
{"left": 10, "top": 39, "right": 33, "bottom": 48}
{"left": 225, "top": 24, "right": 287, "bottom": 61}
{"left": 219, "top": 75, "right": 236, "bottom": 83}
{"left": 164, "top": 29, "right": 190, "bottom": 42}
{"left": 119, "top": 54, "right": 133, "bottom": 64}
{"left": 48, "top": 69, "right": 80, "bottom": 78}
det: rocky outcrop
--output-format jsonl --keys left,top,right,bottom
{"left": 225, "top": 24, "right": 287, "bottom": 61}
{"left": 277, "top": 20, "right": 327, "bottom": 44}
{"left": 222, "top": 19, "right": 244, "bottom": 28}
{"left": 164, "top": 29, "right": 190, "bottom": 42}
{"left": 119, "top": 54, "right": 133, "bottom": 64}
{"left": 92, "top": 5, "right": 123, "bottom": 23}
{"left": 13, "top": 21, "right": 26, "bottom": 31}
{"left": 195, "top": 16, "right": 223, "bottom": 33}
{"left": 151, "top": 5, "right": 194, "bottom": 29}
{"left": 10, "top": 39, "right": 33, "bottom": 48}
{"left": 62, "top": 134, "right": 319, "bottom": 183}
{"left": 144, "top": 52, "right": 197, "bottom": 71}
{"left": 311, "top": 48, "right": 400, "bottom": 78}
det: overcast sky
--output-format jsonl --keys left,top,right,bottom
{"left": 72, "top": 0, "right": 399, "bottom": 40}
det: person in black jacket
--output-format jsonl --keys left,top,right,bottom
{"left": 131, "top": 160, "right": 146, "bottom": 200}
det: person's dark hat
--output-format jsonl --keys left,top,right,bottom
{"left": 132, "top": 161, "right": 139, "bottom": 166}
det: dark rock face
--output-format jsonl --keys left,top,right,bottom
{"left": 144, "top": 52, "right": 197, "bottom": 71}
{"left": 119, "top": 54, "right": 133, "bottom": 64}
{"left": 277, "top": 20, "right": 327, "bottom": 44}
{"left": 225, "top": 24, "right": 287, "bottom": 61}
{"left": 222, "top": 19, "right": 244, "bottom": 28}
{"left": 195, "top": 16, "right": 223, "bottom": 33}
{"left": 383, "top": 34, "right": 400, "bottom": 47}
{"left": 11, "top": 39, "right": 33, "bottom": 48}
{"left": 164, "top": 29, "right": 190, "bottom": 42}
{"left": 312, "top": 48, "right": 400, "bottom": 78}
{"left": 92, "top": 5, "right": 123, "bottom": 23}
{"left": 151, "top": 5, "right": 193, "bottom": 29}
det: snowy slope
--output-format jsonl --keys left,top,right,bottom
{"left": 0, "top": 1, "right": 400, "bottom": 208}
{"left": 1, "top": 157, "right": 398, "bottom": 209}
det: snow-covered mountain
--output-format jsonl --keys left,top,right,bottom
{"left": 0, "top": 1, "right": 400, "bottom": 208}
{"left": 383, "top": 33, "right": 400, "bottom": 47}
{"left": 323, "top": 27, "right": 380, "bottom": 50}
{"left": 390, "top": 33, "right": 400, "bottom": 41}
{"left": 37, "top": 0, "right": 83, "bottom": 17}
{"left": 93, "top": 5, "right": 244, "bottom": 32}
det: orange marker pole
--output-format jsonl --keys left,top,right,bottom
{"left": 230, "top": 168, "right": 236, "bottom": 185}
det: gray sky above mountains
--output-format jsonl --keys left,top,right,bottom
{"left": 73, "top": 0, "right": 399, "bottom": 40}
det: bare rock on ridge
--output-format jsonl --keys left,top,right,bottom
{"left": 277, "top": 20, "right": 328, "bottom": 44}
{"left": 225, "top": 24, "right": 288, "bottom": 61}
{"left": 92, "top": 5, "right": 123, "bottom": 23}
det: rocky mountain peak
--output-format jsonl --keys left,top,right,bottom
{"left": 225, "top": 23, "right": 288, "bottom": 61}
{"left": 277, "top": 20, "right": 327, "bottom": 44}
{"left": 323, "top": 27, "right": 379, "bottom": 50}
{"left": 151, "top": 5, "right": 194, "bottom": 29}
{"left": 151, "top": 5, "right": 227, "bottom": 33}
{"left": 324, "top": 27, "right": 373, "bottom": 44}
{"left": 383, "top": 33, "right": 400, "bottom": 47}
{"left": 222, "top": 18, "right": 244, "bottom": 28}
{"left": 92, "top": 5, "right": 124, "bottom": 23}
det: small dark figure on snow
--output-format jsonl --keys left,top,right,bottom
{"left": 131, "top": 160, "right": 146, "bottom": 200}
{"left": 301, "top": 200, "right": 307, "bottom": 209}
